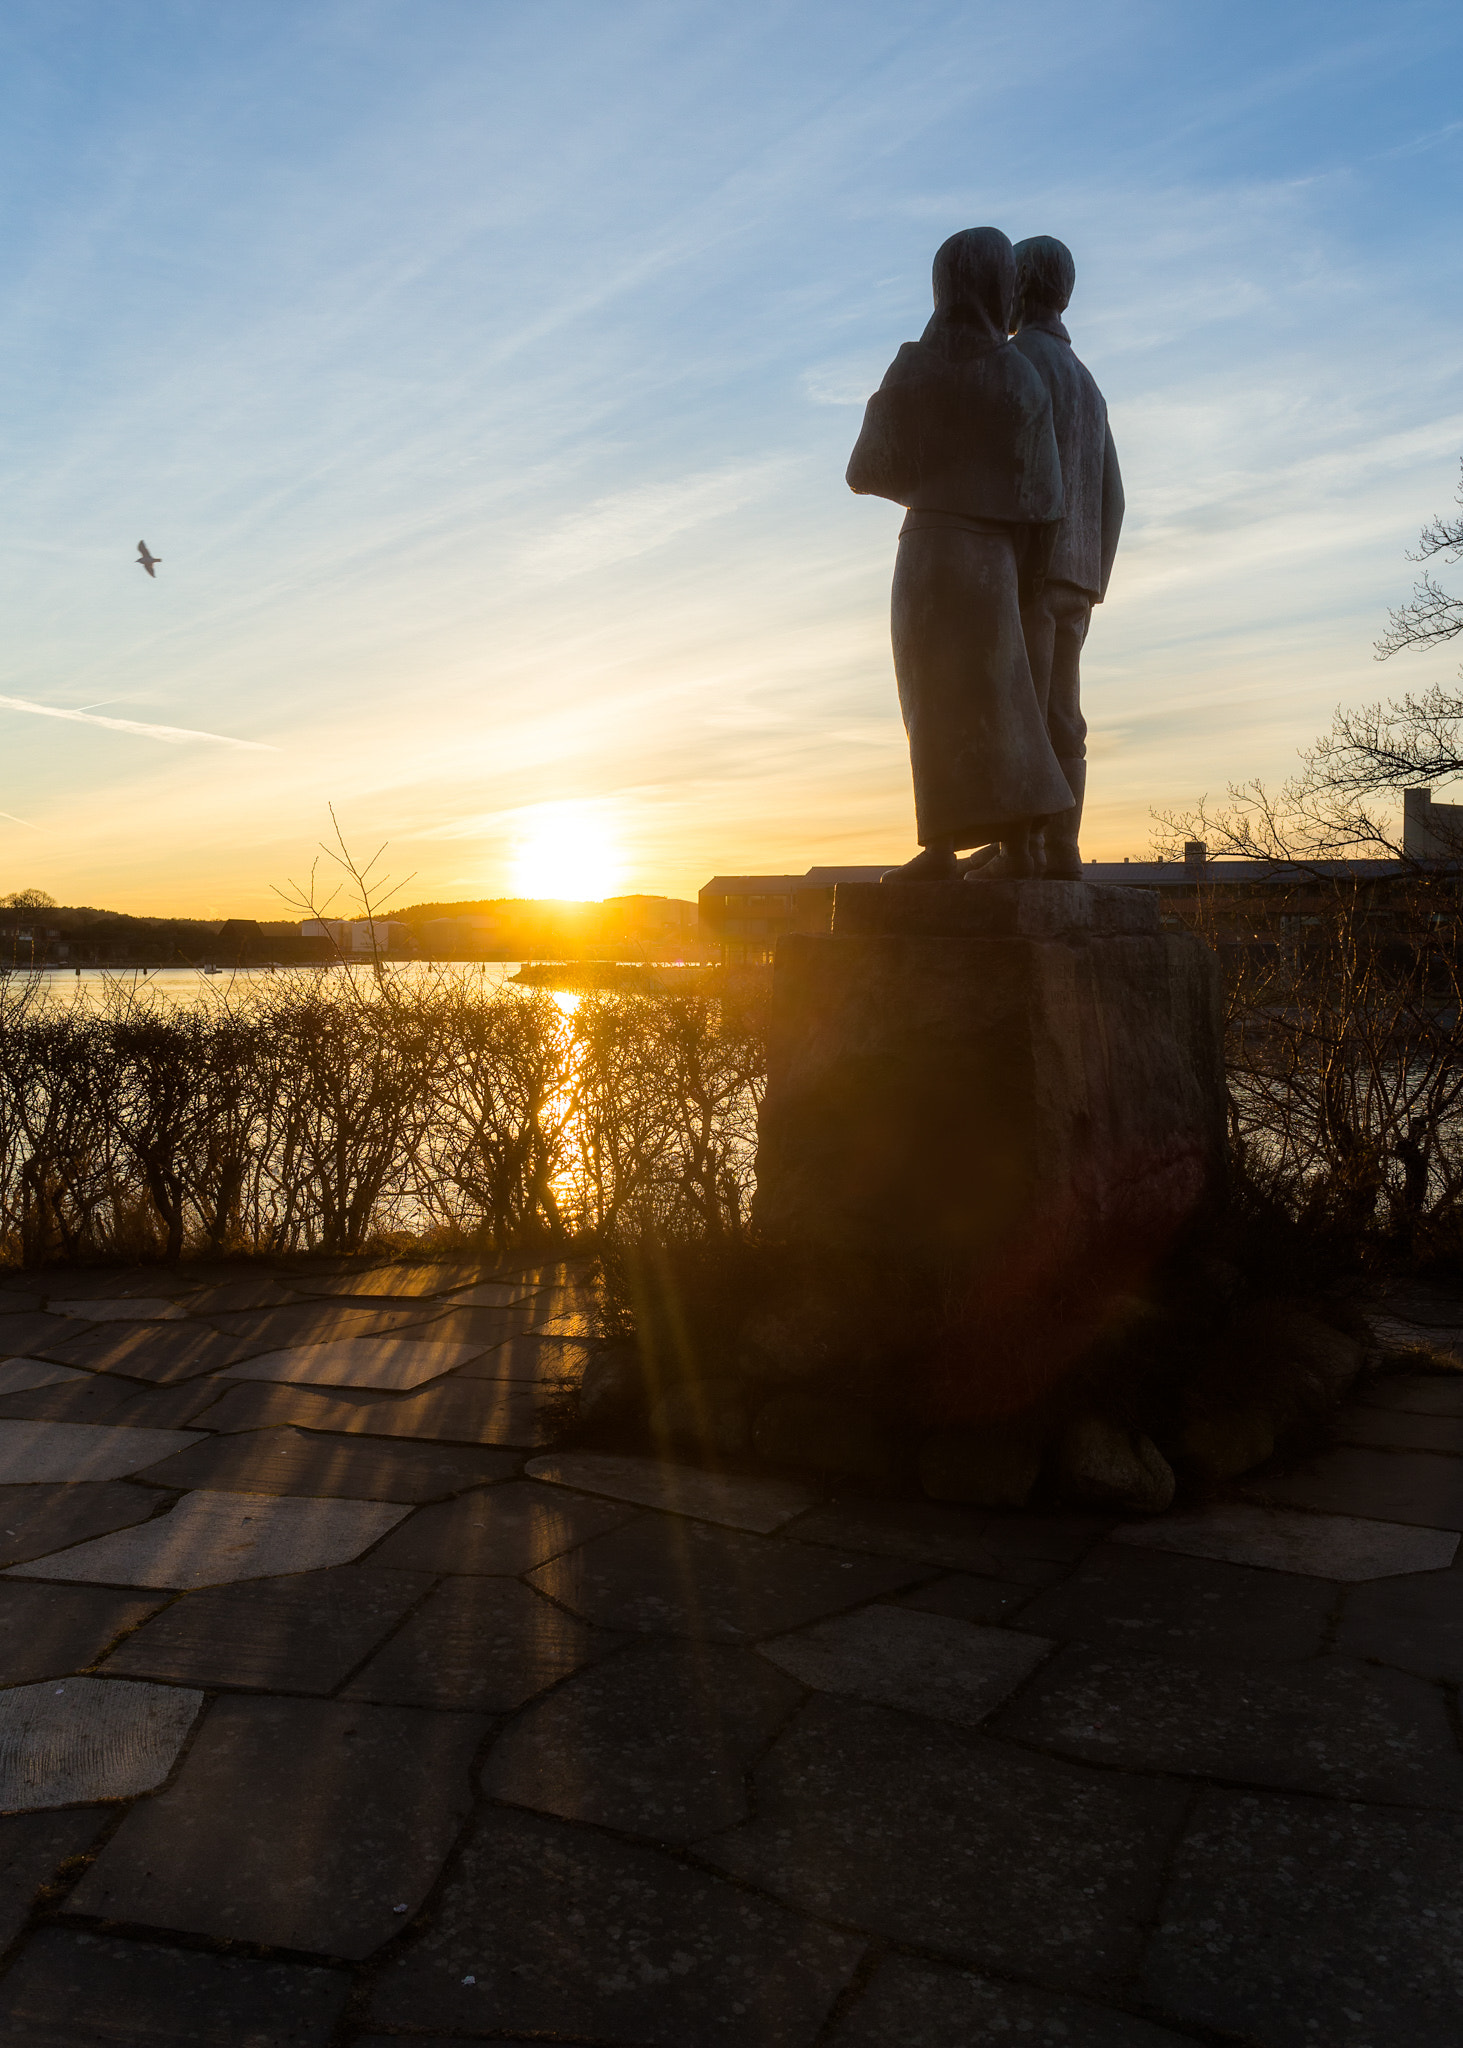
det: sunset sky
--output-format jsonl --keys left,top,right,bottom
{"left": 2, "top": 1, "right": 1461, "bottom": 915}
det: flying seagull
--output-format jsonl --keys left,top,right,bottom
{"left": 136, "top": 541, "right": 160, "bottom": 577}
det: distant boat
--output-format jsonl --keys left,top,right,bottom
{"left": 201, "top": 965, "right": 222, "bottom": 976}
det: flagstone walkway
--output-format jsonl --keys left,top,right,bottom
{"left": 0, "top": 1259, "right": 1459, "bottom": 2046}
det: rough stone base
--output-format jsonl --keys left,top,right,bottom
{"left": 752, "top": 881, "right": 1226, "bottom": 1424}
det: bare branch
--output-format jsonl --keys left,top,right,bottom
{"left": 1408, "top": 456, "right": 1463, "bottom": 563}
{"left": 1305, "top": 686, "right": 1463, "bottom": 793}
{"left": 1376, "top": 457, "right": 1463, "bottom": 658}
{"left": 1375, "top": 572, "right": 1463, "bottom": 658}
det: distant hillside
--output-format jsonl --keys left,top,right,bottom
{"left": 0, "top": 901, "right": 324, "bottom": 968}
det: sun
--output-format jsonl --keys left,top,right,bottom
{"left": 509, "top": 801, "right": 625, "bottom": 900}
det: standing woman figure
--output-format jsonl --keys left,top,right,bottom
{"left": 847, "top": 226, "right": 1073, "bottom": 879}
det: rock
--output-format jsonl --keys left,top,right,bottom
{"left": 918, "top": 1419, "right": 1044, "bottom": 1508}
{"left": 1178, "top": 1407, "right": 1276, "bottom": 1481}
{"left": 751, "top": 1393, "right": 892, "bottom": 1480}
{"left": 646, "top": 1379, "right": 749, "bottom": 1459}
{"left": 1270, "top": 1308, "right": 1364, "bottom": 1411}
{"left": 577, "top": 1343, "right": 644, "bottom": 1426}
{"left": 1060, "top": 1418, "right": 1175, "bottom": 1514}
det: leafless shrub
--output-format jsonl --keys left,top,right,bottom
{"left": 1155, "top": 688, "right": 1463, "bottom": 1269}
{"left": 0, "top": 970, "right": 766, "bottom": 1270}
{"left": 1170, "top": 874, "right": 1463, "bottom": 1262}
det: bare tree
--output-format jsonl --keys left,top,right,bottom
{"left": 1376, "top": 454, "right": 1463, "bottom": 661}
{"left": 1156, "top": 462, "right": 1463, "bottom": 870}
{"left": 274, "top": 807, "right": 417, "bottom": 997}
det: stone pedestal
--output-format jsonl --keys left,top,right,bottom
{"left": 751, "top": 881, "right": 1226, "bottom": 1423}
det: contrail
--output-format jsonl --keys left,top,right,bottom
{"left": 0, "top": 694, "right": 276, "bottom": 752}
{"left": 0, "top": 809, "right": 37, "bottom": 828}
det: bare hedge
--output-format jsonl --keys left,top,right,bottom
{"left": 0, "top": 973, "right": 766, "bottom": 1267}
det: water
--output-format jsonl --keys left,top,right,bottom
{"left": 1, "top": 961, "right": 531, "bottom": 1010}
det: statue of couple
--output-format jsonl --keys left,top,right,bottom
{"left": 847, "top": 228, "right": 1123, "bottom": 881}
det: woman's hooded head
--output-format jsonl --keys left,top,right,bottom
{"left": 922, "top": 227, "right": 1015, "bottom": 357}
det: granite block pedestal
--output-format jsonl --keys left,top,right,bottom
{"left": 752, "top": 881, "right": 1226, "bottom": 1421}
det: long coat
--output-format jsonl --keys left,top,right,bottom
{"left": 1013, "top": 315, "right": 1123, "bottom": 601}
{"left": 848, "top": 333, "right": 1075, "bottom": 846}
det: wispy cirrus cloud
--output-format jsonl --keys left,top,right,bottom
{"left": 516, "top": 460, "right": 789, "bottom": 581}
{"left": 0, "top": 695, "right": 276, "bottom": 752}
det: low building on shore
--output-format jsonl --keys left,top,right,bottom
{"left": 701, "top": 802, "right": 1463, "bottom": 966}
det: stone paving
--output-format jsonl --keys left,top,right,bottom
{"left": 0, "top": 1260, "right": 1459, "bottom": 2045}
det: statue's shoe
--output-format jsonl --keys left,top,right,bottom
{"left": 964, "top": 844, "right": 1038, "bottom": 882}
{"left": 880, "top": 847, "right": 959, "bottom": 884}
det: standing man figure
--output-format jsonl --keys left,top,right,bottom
{"left": 1010, "top": 236, "right": 1123, "bottom": 878}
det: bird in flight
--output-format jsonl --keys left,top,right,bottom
{"left": 136, "top": 541, "right": 160, "bottom": 578}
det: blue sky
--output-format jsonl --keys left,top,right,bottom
{"left": 1, "top": 0, "right": 1461, "bottom": 912}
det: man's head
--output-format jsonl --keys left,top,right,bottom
{"left": 1013, "top": 235, "right": 1075, "bottom": 327}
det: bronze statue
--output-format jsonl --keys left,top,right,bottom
{"left": 847, "top": 227, "right": 1072, "bottom": 881}
{"left": 1011, "top": 235, "right": 1124, "bottom": 878}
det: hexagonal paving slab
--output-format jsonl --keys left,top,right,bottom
{"left": 759, "top": 1605, "right": 1055, "bottom": 1727}
{"left": 1337, "top": 1567, "right": 1463, "bottom": 1681}
{"left": 101, "top": 1564, "right": 434, "bottom": 1693}
{"left": 0, "top": 1314, "right": 90, "bottom": 1360}
{"left": 789, "top": 1498, "right": 1104, "bottom": 1582}
{"left": 0, "top": 1362, "right": 89, "bottom": 1397}
{"left": 482, "top": 1640, "right": 803, "bottom": 1843}
{"left": 41, "top": 1323, "right": 266, "bottom": 1383}
{"left": 217, "top": 1336, "right": 486, "bottom": 1389}
{"left": 449, "top": 1332, "right": 591, "bottom": 1383}
{"left": 369, "top": 1806, "right": 861, "bottom": 2047}
{"left": 1113, "top": 1503, "right": 1458, "bottom": 1580}
{"left": 1015, "top": 1543, "right": 1338, "bottom": 1661}
{"left": 204, "top": 1303, "right": 447, "bottom": 1347}
{"left": 1142, "top": 1790, "right": 1463, "bottom": 2046}
{"left": 367, "top": 1479, "right": 633, "bottom": 1575}
{"left": 992, "top": 1647, "right": 1463, "bottom": 1806}
{"left": 295, "top": 1263, "right": 486, "bottom": 1300}
{"left": 830, "top": 1955, "right": 1193, "bottom": 2048}
{"left": 0, "top": 1582, "right": 163, "bottom": 1686}
{"left": 704, "top": 1694, "right": 1187, "bottom": 1994}
{"left": 343, "top": 1576, "right": 611, "bottom": 1711}
{"left": 0, "top": 1380, "right": 226, "bottom": 1431}
{"left": 5, "top": 1489, "right": 409, "bottom": 1588}
{"left": 0, "top": 1813, "right": 109, "bottom": 1949}
{"left": 525, "top": 1452, "right": 816, "bottom": 1533}
{"left": 0, "top": 1930, "right": 350, "bottom": 2048}
{"left": 131, "top": 1427, "right": 516, "bottom": 1501}
{"left": 48, "top": 1300, "right": 189, "bottom": 1322}
{"left": 0, "top": 1484, "right": 162, "bottom": 1572}
{"left": 0, "top": 1676, "right": 202, "bottom": 1813}
{"left": 70, "top": 1695, "right": 485, "bottom": 1958}
{"left": 528, "top": 1515, "right": 922, "bottom": 1641}
{"left": 444, "top": 1281, "right": 543, "bottom": 1308}
{"left": 0, "top": 1421, "right": 205, "bottom": 1484}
